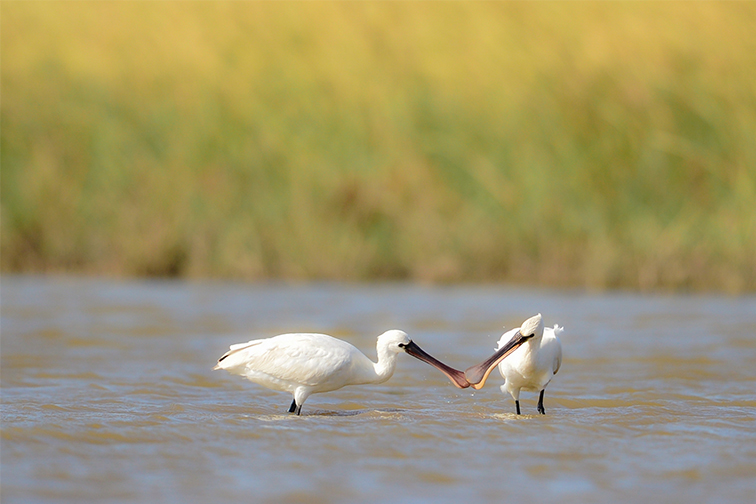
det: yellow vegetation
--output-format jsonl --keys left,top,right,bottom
{"left": 2, "top": 1, "right": 755, "bottom": 291}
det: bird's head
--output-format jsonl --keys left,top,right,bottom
{"left": 519, "top": 313, "right": 544, "bottom": 340}
{"left": 378, "top": 329, "right": 412, "bottom": 353}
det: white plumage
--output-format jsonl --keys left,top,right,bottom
{"left": 214, "top": 330, "right": 468, "bottom": 415}
{"left": 495, "top": 313, "right": 563, "bottom": 415}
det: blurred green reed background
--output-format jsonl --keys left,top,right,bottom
{"left": 2, "top": 1, "right": 755, "bottom": 292}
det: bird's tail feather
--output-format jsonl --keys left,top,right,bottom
{"left": 213, "top": 340, "right": 263, "bottom": 371}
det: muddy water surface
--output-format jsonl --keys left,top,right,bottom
{"left": 2, "top": 277, "right": 755, "bottom": 503}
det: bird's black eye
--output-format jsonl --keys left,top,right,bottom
{"left": 398, "top": 343, "right": 406, "bottom": 348}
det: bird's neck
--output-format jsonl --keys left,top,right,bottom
{"left": 371, "top": 348, "right": 399, "bottom": 384}
{"left": 527, "top": 334, "right": 543, "bottom": 348}
{"left": 521, "top": 335, "right": 543, "bottom": 361}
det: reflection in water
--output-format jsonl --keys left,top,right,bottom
{"left": 2, "top": 277, "right": 756, "bottom": 503}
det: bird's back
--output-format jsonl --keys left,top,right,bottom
{"left": 214, "top": 333, "right": 369, "bottom": 391}
{"left": 541, "top": 325, "right": 563, "bottom": 376}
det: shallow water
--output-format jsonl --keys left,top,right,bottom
{"left": 2, "top": 277, "right": 755, "bottom": 503}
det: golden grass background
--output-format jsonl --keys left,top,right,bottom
{"left": 2, "top": 1, "right": 755, "bottom": 291}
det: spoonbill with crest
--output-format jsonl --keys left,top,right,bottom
{"left": 464, "top": 313, "right": 551, "bottom": 391}
{"left": 214, "top": 330, "right": 470, "bottom": 415}
{"left": 467, "top": 313, "right": 563, "bottom": 415}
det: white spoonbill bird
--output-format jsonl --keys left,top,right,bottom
{"left": 494, "top": 313, "right": 563, "bottom": 415}
{"left": 213, "top": 330, "right": 470, "bottom": 415}
{"left": 464, "top": 313, "right": 549, "bottom": 391}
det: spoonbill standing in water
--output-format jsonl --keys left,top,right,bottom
{"left": 464, "top": 313, "right": 552, "bottom": 392}
{"left": 490, "top": 313, "right": 563, "bottom": 415}
{"left": 214, "top": 330, "right": 470, "bottom": 415}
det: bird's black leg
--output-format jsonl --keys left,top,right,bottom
{"left": 288, "top": 399, "right": 298, "bottom": 414}
{"left": 515, "top": 400, "right": 521, "bottom": 415}
{"left": 537, "top": 390, "right": 546, "bottom": 415}
{"left": 296, "top": 404, "right": 302, "bottom": 416}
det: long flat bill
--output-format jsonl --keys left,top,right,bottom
{"left": 403, "top": 340, "right": 470, "bottom": 389}
{"left": 464, "top": 331, "right": 529, "bottom": 390}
